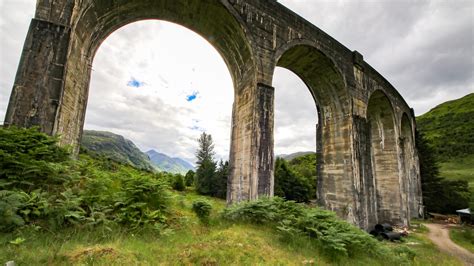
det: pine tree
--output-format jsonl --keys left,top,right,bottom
{"left": 195, "top": 132, "right": 217, "bottom": 195}
{"left": 417, "top": 130, "right": 470, "bottom": 213}
{"left": 196, "top": 132, "right": 215, "bottom": 166}
{"left": 274, "top": 157, "right": 311, "bottom": 203}
{"left": 213, "top": 160, "right": 229, "bottom": 199}
{"left": 184, "top": 170, "right": 195, "bottom": 187}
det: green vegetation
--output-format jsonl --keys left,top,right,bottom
{"left": 1, "top": 127, "right": 174, "bottom": 233}
{"left": 81, "top": 130, "right": 154, "bottom": 171}
{"left": 0, "top": 127, "right": 466, "bottom": 265}
{"left": 184, "top": 169, "right": 195, "bottom": 187}
{"left": 171, "top": 174, "right": 186, "bottom": 191}
{"left": 194, "top": 132, "right": 228, "bottom": 199}
{"left": 417, "top": 93, "right": 474, "bottom": 211}
{"left": 274, "top": 158, "right": 313, "bottom": 202}
{"left": 274, "top": 153, "right": 317, "bottom": 202}
{"left": 449, "top": 226, "right": 474, "bottom": 253}
{"left": 439, "top": 156, "right": 474, "bottom": 189}
{"left": 223, "top": 197, "right": 385, "bottom": 258}
{"left": 192, "top": 199, "right": 212, "bottom": 224}
{"left": 417, "top": 130, "right": 470, "bottom": 214}
{"left": 417, "top": 93, "right": 474, "bottom": 161}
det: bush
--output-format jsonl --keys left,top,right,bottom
{"left": 107, "top": 172, "right": 170, "bottom": 229}
{"left": 192, "top": 199, "right": 212, "bottom": 224}
{"left": 223, "top": 197, "right": 407, "bottom": 260}
{"left": 274, "top": 158, "right": 312, "bottom": 203}
{"left": 0, "top": 127, "right": 172, "bottom": 232}
{"left": 0, "top": 127, "right": 70, "bottom": 191}
{"left": 184, "top": 170, "right": 195, "bottom": 187}
{"left": 0, "top": 190, "right": 26, "bottom": 232}
{"left": 172, "top": 174, "right": 186, "bottom": 191}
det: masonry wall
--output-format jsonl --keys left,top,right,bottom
{"left": 4, "top": 0, "right": 422, "bottom": 229}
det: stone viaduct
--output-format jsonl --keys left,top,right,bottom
{"left": 4, "top": 0, "right": 423, "bottom": 229}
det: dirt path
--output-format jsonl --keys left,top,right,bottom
{"left": 425, "top": 223, "right": 474, "bottom": 265}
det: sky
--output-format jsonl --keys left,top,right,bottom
{"left": 0, "top": 0, "right": 472, "bottom": 164}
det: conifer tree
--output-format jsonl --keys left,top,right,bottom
{"left": 195, "top": 132, "right": 217, "bottom": 195}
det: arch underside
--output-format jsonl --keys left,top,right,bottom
{"left": 367, "top": 90, "right": 403, "bottom": 224}
{"left": 275, "top": 45, "right": 355, "bottom": 220}
{"left": 56, "top": 0, "right": 255, "bottom": 149}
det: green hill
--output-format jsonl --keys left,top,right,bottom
{"left": 81, "top": 130, "right": 155, "bottom": 171}
{"left": 417, "top": 93, "right": 474, "bottom": 187}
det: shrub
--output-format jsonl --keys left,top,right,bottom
{"left": 0, "top": 190, "right": 26, "bottom": 232}
{"left": 172, "top": 174, "right": 186, "bottom": 191}
{"left": 184, "top": 170, "right": 195, "bottom": 187}
{"left": 0, "top": 127, "right": 173, "bottom": 232}
{"left": 0, "top": 127, "right": 70, "bottom": 191}
{"left": 223, "top": 197, "right": 405, "bottom": 259}
{"left": 192, "top": 199, "right": 212, "bottom": 224}
{"left": 113, "top": 173, "right": 170, "bottom": 229}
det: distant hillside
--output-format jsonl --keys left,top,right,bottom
{"left": 81, "top": 130, "right": 154, "bottom": 171}
{"left": 277, "top": 151, "right": 315, "bottom": 161}
{"left": 417, "top": 93, "right": 474, "bottom": 161}
{"left": 146, "top": 150, "right": 195, "bottom": 174}
{"left": 417, "top": 93, "right": 474, "bottom": 187}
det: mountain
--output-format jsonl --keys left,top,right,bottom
{"left": 417, "top": 93, "right": 474, "bottom": 187}
{"left": 146, "top": 150, "right": 195, "bottom": 174}
{"left": 81, "top": 130, "right": 154, "bottom": 171}
{"left": 277, "top": 151, "right": 316, "bottom": 161}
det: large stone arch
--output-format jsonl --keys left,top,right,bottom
{"left": 272, "top": 44, "right": 354, "bottom": 219}
{"left": 4, "top": 0, "right": 422, "bottom": 228}
{"left": 366, "top": 90, "right": 403, "bottom": 224}
{"left": 4, "top": 0, "right": 272, "bottom": 205}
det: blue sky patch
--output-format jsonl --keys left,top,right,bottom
{"left": 127, "top": 77, "right": 145, "bottom": 88}
{"left": 186, "top": 91, "right": 199, "bottom": 102}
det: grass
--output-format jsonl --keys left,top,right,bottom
{"left": 440, "top": 155, "right": 474, "bottom": 189}
{"left": 402, "top": 233, "right": 463, "bottom": 265}
{"left": 0, "top": 191, "right": 467, "bottom": 265}
{"left": 1, "top": 192, "right": 330, "bottom": 265}
{"left": 449, "top": 226, "right": 474, "bottom": 254}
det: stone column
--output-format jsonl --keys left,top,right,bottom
{"left": 227, "top": 82, "right": 275, "bottom": 204}
{"left": 4, "top": 18, "right": 71, "bottom": 134}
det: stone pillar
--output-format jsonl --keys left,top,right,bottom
{"left": 4, "top": 18, "right": 71, "bottom": 134}
{"left": 256, "top": 83, "right": 275, "bottom": 197}
{"left": 227, "top": 82, "right": 275, "bottom": 204}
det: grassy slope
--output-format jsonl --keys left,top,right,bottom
{"left": 417, "top": 93, "right": 474, "bottom": 187}
{"left": 0, "top": 191, "right": 465, "bottom": 265}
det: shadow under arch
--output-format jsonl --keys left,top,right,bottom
{"left": 54, "top": 0, "right": 257, "bottom": 150}
{"left": 273, "top": 43, "right": 353, "bottom": 219}
{"left": 366, "top": 90, "right": 403, "bottom": 225}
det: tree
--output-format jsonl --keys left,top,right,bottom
{"left": 417, "top": 130, "right": 470, "bottom": 213}
{"left": 184, "top": 170, "right": 195, "bottom": 187}
{"left": 212, "top": 160, "right": 229, "bottom": 199}
{"left": 195, "top": 159, "right": 216, "bottom": 195}
{"left": 196, "top": 132, "right": 215, "bottom": 166}
{"left": 171, "top": 174, "right": 185, "bottom": 191}
{"left": 274, "top": 157, "right": 312, "bottom": 203}
{"left": 195, "top": 132, "right": 217, "bottom": 196}
{"left": 289, "top": 154, "right": 317, "bottom": 199}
